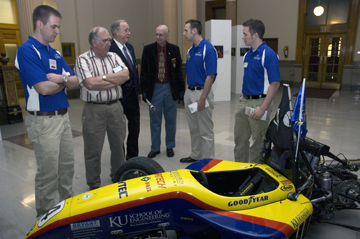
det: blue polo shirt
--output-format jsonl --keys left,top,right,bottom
{"left": 242, "top": 41, "right": 280, "bottom": 96}
{"left": 185, "top": 38, "right": 217, "bottom": 87}
{"left": 15, "top": 36, "right": 74, "bottom": 111}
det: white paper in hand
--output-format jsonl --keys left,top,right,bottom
{"left": 245, "top": 106, "right": 267, "bottom": 120}
{"left": 188, "top": 100, "right": 210, "bottom": 114}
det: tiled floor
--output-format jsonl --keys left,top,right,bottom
{"left": 1, "top": 86, "right": 360, "bottom": 238}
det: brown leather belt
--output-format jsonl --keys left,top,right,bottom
{"left": 244, "top": 94, "right": 267, "bottom": 99}
{"left": 188, "top": 86, "right": 203, "bottom": 91}
{"left": 28, "top": 108, "right": 68, "bottom": 116}
{"left": 86, "top": 100, "right": 118, "bottom": 105}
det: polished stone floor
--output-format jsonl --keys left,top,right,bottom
{"left": 0, "top": 86, "right": 359, "bottom": 238}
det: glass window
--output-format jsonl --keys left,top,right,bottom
{"left": 327, "top": 0, "right": 350, "bottom": 24}
{"left": 306, "top": 0, "right": 350, "bottom": 26}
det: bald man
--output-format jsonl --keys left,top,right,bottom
{"left": 140, "top": 25, "right": 184, "bottom": 158}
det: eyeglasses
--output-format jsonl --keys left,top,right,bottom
{"left": 156, "top": 33, "right": 165, "bottom": 37}
{"left": 100, "top": 38, "right": 111, "bottom": 43}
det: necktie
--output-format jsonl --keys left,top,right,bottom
{"left": 158, "top": 48, "right": 165, "bottom": 82}
{"left": 123, "top": 47, "right": 133, "bottom": 66}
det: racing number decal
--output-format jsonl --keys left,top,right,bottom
{"left": 38, "top": 200, "right": 65, "bottom": 227}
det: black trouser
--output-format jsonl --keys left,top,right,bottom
{"left": 121, "top": 89, "right": 140, "bottom": 158}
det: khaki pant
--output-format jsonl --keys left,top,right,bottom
{"left": 234, "top": 98, "right": 273, "bottom": 163}
{"left": 82, "top": 101, "right": 126, "bottom": 188}
{"left": 26, "top": 113, "right": 74, "bottom": 218}
{"left": 184, "top": 89, "right": 214, "bottom": 160}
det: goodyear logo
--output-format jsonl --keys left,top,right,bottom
{"left": 281, "top": 185, "right": 293, "bottom": 191}
{"left": 228, "top": 195, "right": 269, "bottom": 207}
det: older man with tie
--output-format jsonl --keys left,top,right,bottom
{"left": 109, "top": 20, "right": 141, "bottom": 160}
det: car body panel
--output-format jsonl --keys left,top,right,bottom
{"left": 26, "top": 159, "right": 313, "bottom": 239}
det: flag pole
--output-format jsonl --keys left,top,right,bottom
{"left": 295, "top": 78, "right": 306, "bottom": 160}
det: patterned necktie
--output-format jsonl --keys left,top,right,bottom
{"left": 123, "top": 47, "right": 132, "bottom": 66}
{"left": 158, "top": 48, "right": 165, "bottom": 82}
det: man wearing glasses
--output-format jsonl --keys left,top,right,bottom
{"left": 75, "top": 26, "right": 129, "bottom": 190}
{"left": 140, "top": 25, "right": 184, "bottom": 158}
{"left": 110, "top": 20, "right": 141, "bottom": 160}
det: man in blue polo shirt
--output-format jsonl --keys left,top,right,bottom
{"left": 234, "top": 19, "right": 280, "bottom": 163}
{"left": 15, "top": 5, "right": 79, "bottom": 218}
{"left": 180, "top": 19, "right": 217, "bottom": 163}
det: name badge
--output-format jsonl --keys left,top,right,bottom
{"left": 244, "top": 62, "right": 248, "bottom": 68}
{"left": 49, "top": 59, "right": 57, "bottom": 70}
{"left": 113, "top": 65, "right": 123, "bottom": 73}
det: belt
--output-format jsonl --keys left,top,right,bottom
{"left": 86, "top": 100, "right": 119, "bottom": 105}
{"left": 244, "top": 94, "right": 267, "bottom": 99}
{"left": 28, "top": 108, "right": 68, "bottom": 116}
{"left": 156, "top": 80, "right": 169, "bottom": 84}
{"left": 188, "top": 86, "right": 203, "bottom": 91}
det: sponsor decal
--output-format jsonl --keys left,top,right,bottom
{"left": 118, "top": 182, "right": 128, "bottom": 199}
{"left": 228, "top": 196, "right": 269, "bottom": 207}
{"left": 281, "top": 180, "right": 292, "bottom": 185}
{"left": 170, "top": 171, "right": 183, "bottom": 185}
{"left": 155, "top": 173, "right": 166, "bottom": 188}
{"left": 141, "top": 177, "right": 151, "bottom": 182}
{"left": 38, "top": 200, "right": 65, "bottom": 227}
{"left": 71, "top": 220, "right": 100, "bottom": 231}
{"left": 291, "top": 208, "right": 311, "bottom": 229}
{"left": 240, "top": 166, "right": 249, "bottom": 169}
{"left": 281, "top": 185, "right": 293, "bottom": 191}
{"left": 265, "top": 167, "right": 281, "bottom": 177}
{"left": 145, "top": 181, "right": 151, "bottom": 192}
{"left": 110, "top": 209, "right": 171, "bottom": 227}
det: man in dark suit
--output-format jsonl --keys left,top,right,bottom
{"left": 140, "top": 25, "right": 185, "bottom": 158}
{"left": 109, "top": 20, "right": 141, "bottom": 159}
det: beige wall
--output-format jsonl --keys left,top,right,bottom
{"left": 55, "top": 0, "right": 359, "bottom": 63}
{"left": 237, "top": 0, "right": 299, "bottom": 61}
{"left": 55, "top": 0, "right": 164, "bottom": 60}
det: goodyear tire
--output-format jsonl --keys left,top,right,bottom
{"left": 112, "top": 157, "right": 165, "bottom": 182}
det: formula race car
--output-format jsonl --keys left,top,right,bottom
{"left": 25, "top": 85, "right": 360, "bottom": 239}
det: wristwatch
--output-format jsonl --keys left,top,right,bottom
{"left": 102, "top": 75, "right": 107, "bottom": 81}
{"left": 62, "top": 75, "right": 68, "bottom": 83}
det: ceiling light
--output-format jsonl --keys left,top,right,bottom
{"left": 314, "top": 0, "right": 324, "bottom": 16}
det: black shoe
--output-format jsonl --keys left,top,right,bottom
{"left": 90, "top": 186, "right": 99, "bottom": 190}
{"left": 147, "top": 151, "right": 160, "bottom": 158}
{"left": 180, "top": 157, "right": 197, "bottom": 163}
{"left": 167, "top": 148, "right": 174, "bottom": 157}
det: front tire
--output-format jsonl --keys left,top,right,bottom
{"left": 112, "top": 157, "right": 165, "bottom": 182}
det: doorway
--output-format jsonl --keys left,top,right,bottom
{"left": 303, "top": 34, "right": 345, "bottom": 90}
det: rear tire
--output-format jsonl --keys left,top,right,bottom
{"left": 112, "top": 157, "right": 165, "bottom": 182}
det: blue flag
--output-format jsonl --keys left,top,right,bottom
{"left": 291, "top": 80, "right": 307, "bottom": 139}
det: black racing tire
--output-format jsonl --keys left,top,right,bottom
{"left": 112, "top": 157, "right": 165, "bottom": 182}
